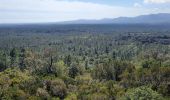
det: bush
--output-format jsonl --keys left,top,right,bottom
{"left": 157, "top": 85, "right": 170, "bottom": 96}
{"left": 47, "top": 79, "right": 67, "bottom": 99}
{"left": 36, "top": 88, "right": 50, "bottom": 99}
{"left": 1, "top": 86, "right": 27, "bottom": 100}
{"left": 68, "top": 63, "right": 84, "bottom": 78}
{"left": 123, "top": 86, "right": 163, "bottom": 100}
{"left": 53, "top": 60, "right": 67, "bottom": 77}
{"left": 64, "top": 93, "right": 77, "bottom": 100}
{"left": 0, "top": 67, "right": 32, "bottom": 85}
{"left": 92, "top": 63, "right": 115, "bottom": 81}
{"left": 89, "top": 93, "right": 109, "bottom": 100}
{"left": 20, "top": 77, "right": 43, "bottom": 95}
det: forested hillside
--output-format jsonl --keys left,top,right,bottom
{"left": 0, "top": 24, "right": 169, "bottom": 100}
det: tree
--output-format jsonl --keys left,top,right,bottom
{"left": 0, "top": 51, "right": 9, "bottom": 71}
{"left": 53, "top": 60, "right": 67, "bottom": 77}
{"left": 44, "top": 48, "right": 57, "bottom": 74}
{"left": 19, "top": 48, "right": 26, "bottom": 70}
{"left": 10, "top": 48, "right": 19, "bottom": 67}
{"left": 36, "top": 88, "right": 50, "bottom": 99}
{"left": 112, "top": 51, "right": 116, "bottom": 59}
{"left": 114, "top": 61, "right": 131, "bottom": 81}
{"left": 69, "top": 63, "right": 79, "bottom": 78}
{"left": 45, "top": 79, "right": 67, "bottom": 99}
{"left": 92, "top": 62, "right": 115, "bottom": 81}
{"left": 21, "top": 49, "right": 43, "bottom": 74}
{"left": 123, "top": 86, "right": 163, "bottom": 100}
{"left": 89, "top": 93, "right": 109, "bottom": 100}
{"left": 64, "top": 55, "right": 72, "bottom": 67}
{"left": 85, "top": 60, "right": 89, "bottom": 70}
{"left": 119, "top": 64, "right": 136, "bottom": 88}
{"left": 105, "top": 46, "right": 109, "bottom": 55}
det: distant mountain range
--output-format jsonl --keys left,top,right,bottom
{"left": 59, "top": 13, "right": 170, "bottom": 24}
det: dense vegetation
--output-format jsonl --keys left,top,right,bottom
{"left": 0, "top": 24, "right": 169, "bottom": 100}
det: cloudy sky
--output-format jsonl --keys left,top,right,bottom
{"left": 0, "top": 0, "right": 170, "bottom": 23}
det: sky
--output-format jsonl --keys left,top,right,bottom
{"left": 0, "top": 0, "right": 170, "bottom": 23}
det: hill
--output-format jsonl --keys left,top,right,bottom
{"left": 59, "top": 13, "right": 170, "bottom": 24}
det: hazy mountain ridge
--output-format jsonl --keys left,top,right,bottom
{"left": 59, "top": 13, "right": 170, "bottom": 24}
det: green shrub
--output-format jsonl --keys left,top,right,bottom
{"left": 47, "top": 79, "right": 67, "bottom": 99}
{"left": 123, "top": 86, "right": 163, "bottom": 100}
{"left": 36, "top": 88, "right": 50, "bottom": 99}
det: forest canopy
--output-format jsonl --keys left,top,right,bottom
{"left": 0, "top": 24, "right": 169, "bottom": 100}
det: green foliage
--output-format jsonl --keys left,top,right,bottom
{"left": 0, "top": 51, "right": 10, "bottom": 71}
{"left": 157, "top": 85, "right": 170, "bottom": 96}
{"left": 0, "top": 67, "right": 32, "bottom": 86}
{"left": 123, "top": 86, "right": 163, "bottom": 100}
{"left": 68, "top": 63, "right": 84, "bottom": 78}
{"left": 119, "top": 64, "right": 136, "bottom": 88}
{"left": 53, "top": 60, "right": 67, "bottom": 77}
{"left": 92, "top": 62, "right": 115, "bottom": 81}
{"left": 136, "top": 66, "right": 170, "bottom": 93}
{"left": 46, "top": 79, "right": 67, "bottom": 99}
{"left": 105, "top": 81, "right": 125, "bottom": 99}
{"left": 0, "top": 68, "right": 32, "bottom": 99}
{"left": 89, "top": 93, "right": 109, "bottom": 100}
{"left": 10, "top": 48, "right": 19, "bottom": 67}
{"left": 20, "top": 77, "right": 43, "bottom": 95}
{"left": 36, "top": 88, "right": 50, "bottom": 99}
{"left": 64, "top": 93, "right": 77, "bottom": 100}
{"left": 142, "top": 59, "right": 161, "bottom": 68}
{"left": 92, "top": 60, "right": 135, "bottom": 82}
{"left": 64, "top": 55, "right": 72, "bottom": 67}
{"left": 0, "top": 26, "right": 170, "bottom": 99}
{"left": 1, "top": 86, "right": 27, "bottom": 100}
{"left": 75, "top": 73, "right": 92, "bottom": 85}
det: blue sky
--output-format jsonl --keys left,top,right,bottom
{"left": 0, "top": 0, "right": 170, "bottom": 23}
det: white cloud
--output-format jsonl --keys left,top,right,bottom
{"left": 144, "top": 0, "right": 170, "bottom": 4}
{"left": 134, "top": 3, "right": 142, "bottom": 7}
